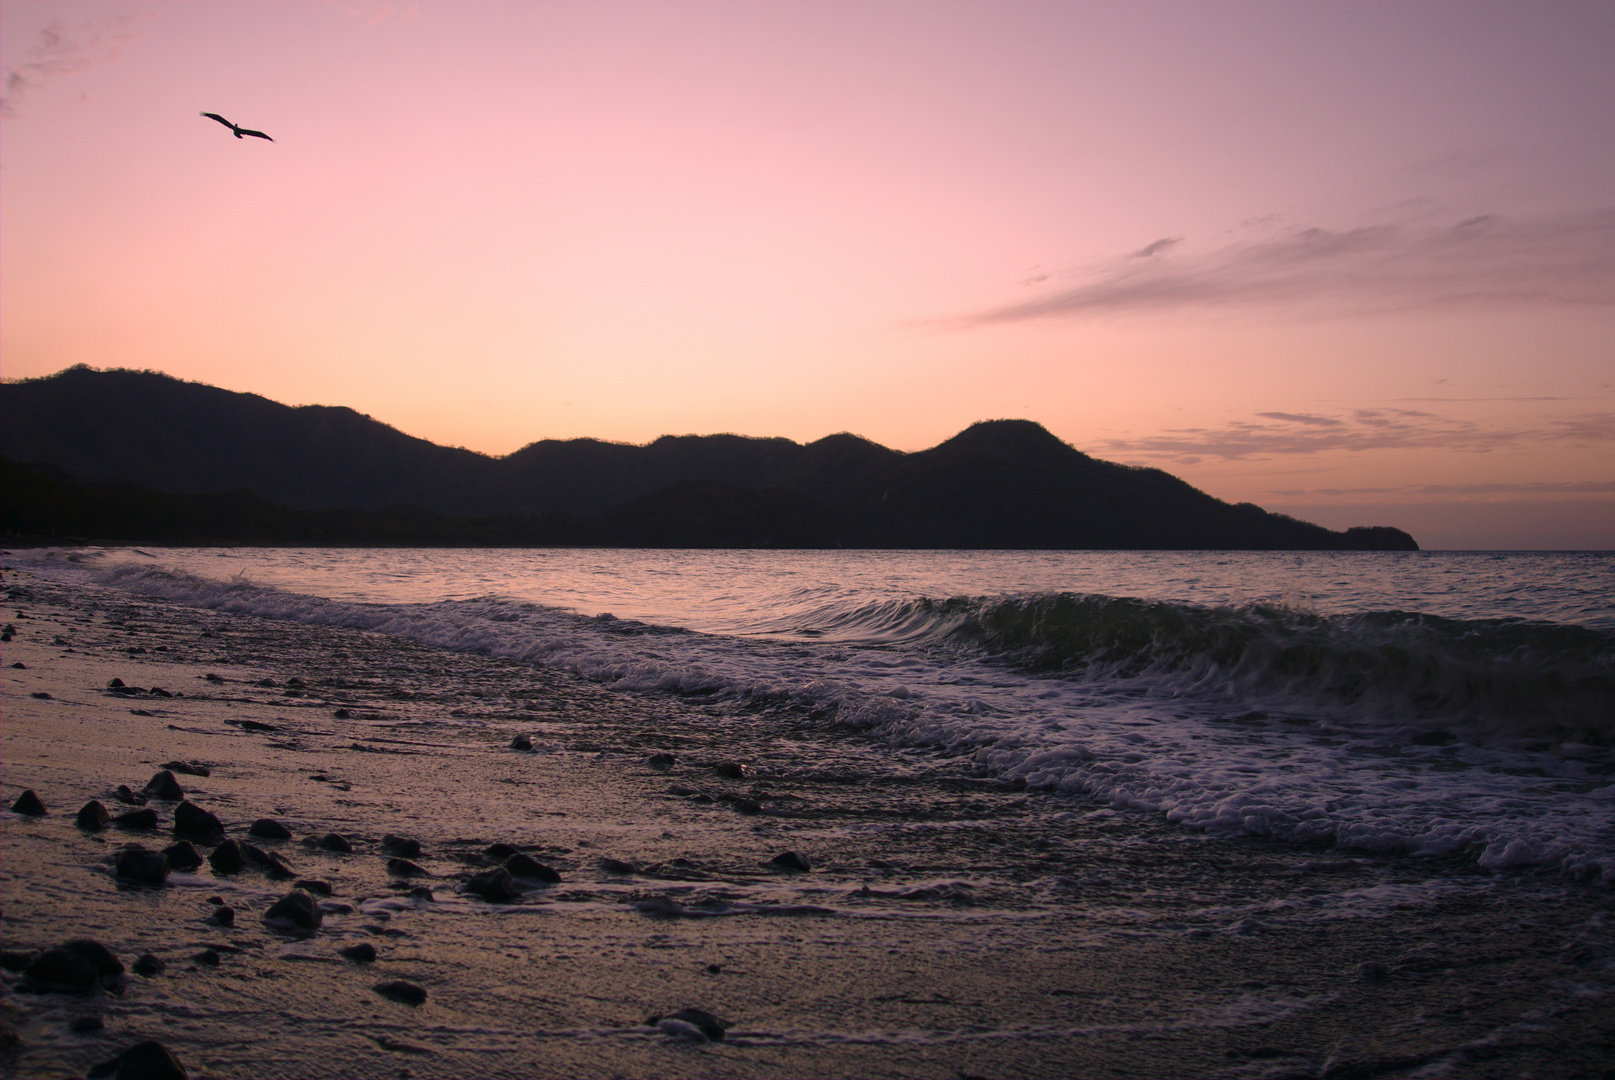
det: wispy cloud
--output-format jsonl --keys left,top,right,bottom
{"left": 1268, "top": 480, "right": 1615, "bottom": 498}
{"left": 1, "top": 15, "right": 146, "bottom": 119}
{"left": 956, "top": 208, "right": 1615, "bottom": 325}
{"left": 1100, "top": 409, "right": 1615, "bottom": 462}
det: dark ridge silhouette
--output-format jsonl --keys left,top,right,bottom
{"left": 1, "top": 366, "right": 1418, "bottom": 549}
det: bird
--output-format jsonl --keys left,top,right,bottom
{"left": 200, "top": 112, "right": 273, "bottom": 141}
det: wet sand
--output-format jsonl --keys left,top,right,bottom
{"left": 2, "top": 568, "right": 1612, "bottom": 1079}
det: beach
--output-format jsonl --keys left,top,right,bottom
{"left": 3, "top": 563, "right": 1613, "bottom": 1079}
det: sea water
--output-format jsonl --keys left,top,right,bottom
{"left": 14, "top": 547, "right": 1615, "bottom": 882}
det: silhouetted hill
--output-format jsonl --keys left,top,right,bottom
{"left": 1, "top": 367, "right": 1418, "bottom": 549}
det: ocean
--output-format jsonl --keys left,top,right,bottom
{"left": 17, "top": 546, "right": 1613, "bottom": 884}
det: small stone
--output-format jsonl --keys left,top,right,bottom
{"left": 11, "top": 789, "right": 46, "bottom": 816}
{"left": 242, "top": 843, "right": 296, "bottom": 879}
{"left": 114, "top": 785, "right": 147, "bottom": 806}
{"left": 108, "top": 678, "right": 126, "bottom": 688}
{"left": 464, "top": 867, "right": 522, "bottom": 903}
{"left": 769, "top": 851, "right": 812, "bottom": 872}
{"left": 204, "top": 906, "right": 234, "bottom": 928}
{"left": 712, "top": 761, "right": 748, "bottom": 780}
{"left": 732, "top": 798, "right": 762, "bottom": 814}
{"left": 1, "top": 950, "right": 38, "bottom": 972}
{"left": 236, "top": 719, "right": 277, "bottom": 732}
{"left": 647, "top": 753, "right": 677, "bottom": 770}
{"left": 263, "top": 890, "right": 322, "bottom": 932}
{"left": 132, "top": 954, "right": 165, "bottom": 977}
{"left": 160, "top": 761, "right": 209, "bottom": 777}
{"left": 77, "top": 800, "right": 111, "bottom": 831}
{"left": 381, "top": 835, "right": 421, "bottom": 858}
{"left": 650, "top": 1007, "right": 727, "bottom": 1042}
{"left": 113, "top": 845, "right": 169, "bottom": 885}
{"left": 483, "top": 842, "right": 520, "bottom": 861}
{"left": 144, "top": 771, "right": 185, "bottom": 801}
{"left": 295, "top": 878, "right": 333, "bottom": 896}
{"left": 408, "top": 886, "right": 434, "bottom": 901}
{"left": 96, "top": 1039, "right": 188, "bottom": 1080}
{"left": 30, "top": 691, "right": 52, "bottom": 699}
{"left": 162, "top": 840, "right": 203, "bottom": 871}
{"left": 203, "top": 673, "right": 224, "bottom": 683}
{"left": 70, "top": 1014, "right": 105, "bottom": 1033}
{"left": 1355, "top": 961, "right": 1391, "bottom": 982}
{"left": 387, "top": 857, "right": 430, "bottom": 878}
{"left": 599, "top": 857, "right": 636, "bottom": 874}
{"left": 373, "top": 979, "right": 427, "bottom": 1005}
{"left": 26, "top": 939, "right": 123, "bottom": 991}
{"left": 509, "top": 734, "right": 532, "bottom": 750}
{"left": 502, "top": 853, "right": 560, "bottom": 884}
{"left": 172, "top": 800, "right": 223, "bottom": 840}
{"left": 248, "top": 818, "right": 291, "bottom": 839}
{"left": 208, "top": 840, "right": 245, "bottom": 875}
{"left": 190, "top": 948, "right": 220, "bottom": 966}
{"left": 114, "top": 807, "right": 159, "bottom": 830}
{"left": 332, "top": 708, "right": 350, "bottom": 718}
{"left": 340, "top": 942, "right": 377, "bottom": 962}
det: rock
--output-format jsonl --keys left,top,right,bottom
{"left": 340, "top": 942, "right": 377, "bottom": 962}
{"left": 161, "top": 761, "right": 209, "bottom": 777}
{"left": 408, "top": 886, "right": 434, "bottom": 901}
{"left": 70, "top": 1013, "right": 105, "bottom": 1034}
{"left": 113, "top": 845, "right": 169, "bottom": 885}
{"left": 172, "top": 801, "right": 223, "bottom": 840}
{"left": 190, "top": 948, "right": 220, "bottom": 967}
{"left": 25, "top": 939, "right": 123, "bottom": 991}
{"left": 373, "top": 980, "right": 427, "bottom": 1005}
{"left": 162, "top": 840, "right": 203, "bottom": 871}
{"left": 463, "top": 867, "right": 522, "bottom": 903}
{"left": 208, "top": 840, "right": 245, "bottom": 875}
{"left": 76, "top": 800, "right": 111, "bottom": 831}
{"left": 143, "top": 771, "right": 185, "bottom": 801}
{"left": 647, "top": 753, "right": 677, "bottom": 770}
{"left": 30, "top": 691, "right": 52, "bottom": 699}
{"left": 649, "top": 1007, "right": 727, "bottom": 1042}
{"left": 87, "top": 1039, "right": 188, "bottom": 1080}
{"left": 509, "top": 734, "right": 532, "bottom": 750}
{"left": 599, "top": 857, "right": 636, "bottom": 874}
{"left": 712, "top": 761, "right": 749, "bottom": 780}
{"left": 11, "top": 789, "right": 47, "bottom": 815}
{"left": 502, "top": 853, "right": 561, "bottom": 884}
{"left": 108, "top": 678, "right": 126, "bottom": 688}
{"left": 380, "top": 835, "right": 421, "bottom": 858}
{"left": 483, "top": 842, "right": 519, "bottom": 861}
{"left": 204, "top": 906, "right": 234, "bottom": 928}
{"left": 387, "top": 857, "right": 430, "bottom": 878}
{"left": 769, "top": 851, "right": 812, "bottom": 872}
{"left": 114, "top": 807, "right": 159, "bottom": 830}
{"left": 248, "top": 818, "right": 291, "bottom": 839}
{"left": 132, "top": 954, "right": 165, "bottom": 977}
{"left": 235, "top": 719, "right": 277, "bottom": 732}
{"left": 295, "top": 878, "right": 333, "bottom": 896}
{"left": 316, "top": 832, "right": 353, "bottom": 853}
{"left": 332, "top": 708, "right": 350, "bottom": 718}
{"left": 114, "top": 785, "right": 147, "bottom": 806}
{"left": 732, "top": 798, "right": 762, "bottom": 814}
{"left": 242, "top": 842, "right": 295, "bottom": 878}
{"left": 1, "top": 950, "right": 38, "bottom": 972}
{"left": 262, "top": 891, "right": 322, "bottom": 932}
{"left": 1356, "top": 961, "right": 1391, "bottom": 981}
{"left": 203, "top": 672, "right": 223, "bottom": 683}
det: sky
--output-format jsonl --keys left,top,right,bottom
{"left": 2, "top": 1, "right": 1612, "bottom": 549}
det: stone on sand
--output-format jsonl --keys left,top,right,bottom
{"left": 373, "top": 979, "right": 427, "bottom": 1005}
{"left": 651, "top": 1007, "right": 727, "bottom": 1042}
{"left": 207, "top": 840, "right": 245, "bottom": 875}
{"left": 11, "top": 789, "right": 47, "bottom": 816}
{"left": 262, "top": 891, "right": 322, "bottom": 932}
{"left": 502, "top": 853, "right": 561, "bottom": 883}
{"left": 315, "top": 832, "right": 353, "bottom": 853}
{"left": 76, "top": 800, "right": 111, "bottom": 831}
{"left": 172, "top": 801, "right": 223, "bottom": 840}
{"left": 162, "top": 840, "right": 203, "bottom": 871}
{"left": 381, "top": 834, "right": 422, "bottom": 858}
{"left": 25, "top": 939, "right": 123, "bottom": 991}
{"left": 143, "top": 771, "right": 185, "bottom": 801}
{"left": 113, "top": 845, "right": 169, "bottom": 886}
{"left": 87, "top": 1039, "right": 188, "bottom": 1080}
{"left": 114, "top": 807, "right": 159, "bottom": 830}
{"left": 387, "top": 857, "right": 430, "bottom": 877}
{"left": 464, "top": 867, "right": 522, "bottom": 903}
{"left": 769, "top": 851, "right": 812, "bottom": 872}
{"left": 248, "top": 818, "right": 291, "bottom": 839}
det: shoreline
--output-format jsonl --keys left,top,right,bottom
{"left": 2, "top": 568, "right": 1612, "bottom": 1078}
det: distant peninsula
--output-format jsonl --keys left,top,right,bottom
{"left": 2, "top": 366, "right": 1417, "bottom": 550}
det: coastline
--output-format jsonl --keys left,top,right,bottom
{"left": 2, "top": 568, "right": 1611, "bottom": 1079}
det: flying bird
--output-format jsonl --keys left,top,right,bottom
{"left": 200, "top": 112, "right": 273, "bottom": 141}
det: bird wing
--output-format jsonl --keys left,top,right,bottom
{"left": 238, "top": 128, "right": 274, "bottom": 142}
{"left": 201, "top": 112, "right": 235, "bottom": 129}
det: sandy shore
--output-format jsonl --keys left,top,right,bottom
{"left": 2, "top": 566, "right": 1612, "bottom": 1079}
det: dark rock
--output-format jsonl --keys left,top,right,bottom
{"left": 114, "top": 785, "right": 147, "bottom": 806}
{"left": 149, "top": 687, "right": 172, "bottom": 698}
{"left": 651, "top": 1007, "right": 727, "bottom": 1042}
{"left": 248, "top": 818, "right": 291, "bottom": 839}
{"left": 204, "top": 906, "right": 234, "bottom": 928}
{"left": 190, "top": 949, "right": 220, "bottom": 966}
{"left": 162, "top": 840, "right": 203, "bottom": 871}
{"left": 316, "top": 832, "right": 353, "bottom": 853}
{"left": 387, "top": 857, "right": 430, "bottom": 877}
{"left": 712, "top": 761, "right": 749, "bottom": 780}
{"left": 769, "top": 851, "right": 811, "bottom": 872}
{"left": 132, "top": 954, "right": 164, "bottom": 977}
{"left": 130, "top": 709, "right": 153, "bottom": 717}
{"left": 373, "top": 979, "right": 427, "bottom": 1005}
{"left": 11, "top": 789, "right": 46, "bottom": 815}
{"left": 257, "top": 678, "right": 278, "bottom": 688}
{"left": 509, "top": 734, "right": 532, "bottom": 750}
{"left": 647, "top": 753, "right": 677, "bottom": 770}
{"left": 113, "top": 845, "right": 169, "bottom": 885}
{"left": 502, "top": 853, "right": 561, "bottom": 883}
{"left": 8, "top": 661, "right": 24, "bottom": 668}
{"left": 332, "top": 708, "right": 350, "bottom": 718}
{"left": 408, "top": 886, "right": 434, "bottom": 901}
{"left": 160, "top": 761, "right": 209, "bottom": 777}
{"left": 88, "top": 1039, "right": 188, "bottom": 1080}
{"left": 114, "top": 807, "right": 159, "bottom": 830}
{"left": 235, "top": 719, "right": 277, "bottom": 731}
{"left": 464, "top": 867, "right": 522, "bottom": 903}
{"left": 1356, "top": 961, "right": 1391, "bottom": 981}
{"left": 381, "top": 834, "right": 421, "bottom": 858}
{"left": 70, "top": 1013, "right": 105, "bottom": 1033}
{"left": 483, "top": 842, "right": 520, "bottom": 861}
{"left": 263, "top": 890, "right": 322, "bottom": 932}
{"left": 108, "top": 678, "right": 126, "bottom": 688}
{"left": 207, "top": 840, "right": 245, "bottom": 875}
{"left": 242, "top": 843, "right": 296, "bottom": 879}
{"left": 295, "top": 878, "right": 333, "bottom": 896}
{"left": 599, "top": 857, "right": 636, "bottom": 874}
{"left": 30, "top": 691, "right": 52, "bottom": 699}
{"left": 25, "top": 939, "right": 123, "bottom": 991}
{"left": 1, "top": 949, "right": 38, "bottom": 972}
{"left": 76, "top": 800, "right": 111, "bottom": 831}
{"left": 340, "top": 942, "right": 377, "bottom": 962}
{"left": 172, "top": 800, "right": 222, "bottom": 840}
{"left": 286, "top": 677, "right": 306, "bottom": 688}
{"left": 203, "top": 673, "right": 223, "bottom": 682}
{"left": 143, "top": 771, "right": 185, "bottom": 801}
{"left": 732, "top": 798, "right": 762, "bottom": 814}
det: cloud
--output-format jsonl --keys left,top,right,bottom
{"left": 955, "top": 207, "right": 1615, "bottom": 325}
{"left": 1099, "top": 409, "right": 1615, "bottom": 462}
{"left": 0, "top": 15, "right": 145, "bottom": 118}
{"left": 1267, "top": 480, "right": 1615, "bottom": 498}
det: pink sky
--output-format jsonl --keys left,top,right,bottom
{"left": 3, "top": 1, "right": 1611, "bottom": 548}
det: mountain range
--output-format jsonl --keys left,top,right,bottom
{"left": 1, "top": 366, "right": 1417, "bottom": 549}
